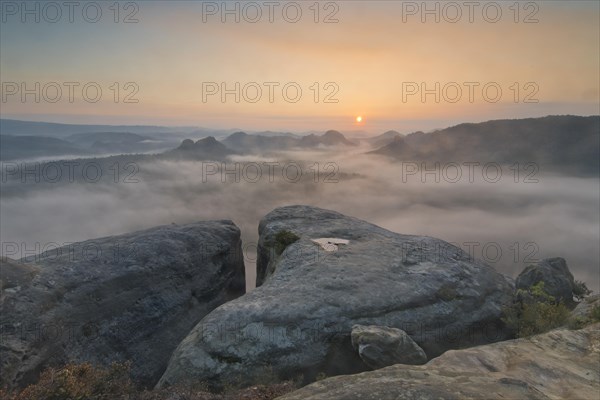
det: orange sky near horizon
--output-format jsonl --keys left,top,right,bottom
{"left": 1, "top": 1, "right": 598, "bottom": 133}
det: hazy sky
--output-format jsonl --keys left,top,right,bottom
{"left": 1, "top": 0, "right": 599, "bottom": 132}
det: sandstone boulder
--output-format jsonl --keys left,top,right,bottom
{"left": 515, "top": 257, "right": 575, "bottom": 303}
{"left": 158, "top": 206, "right": 513, "bottom": 390}
{"left": 351, "top": 325, "right": 427, "bottom": 369}
{"left": 0, "top": 221, "right": 245, "bottom": 389}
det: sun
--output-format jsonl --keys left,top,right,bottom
{"left": 356, "top": 116, "right": 363, "bottom": 123}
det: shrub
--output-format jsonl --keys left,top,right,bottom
{"left": 516, "top": 300, "right": 570, "bottom": 337}
{"left": 591, "top": 304, "right": 600, "bottom": 322}
{"left": 503, "top": 281, "right": 570, "bottom": 338}
{"left": 1, "top": 362, "right": 134, "bottom": 400}
{"left": 315, "top": 372, "right": 328, "bottom": 381}
{"left": 568, "top": 304, "right": 600, "bottom": 330}
{"left": 573, "top": 280, "right": 592, "bottom": 302}
{"left": 1, "top": 362, "right": 297, "bottom": 400}
{"left": 273, "top": 230, "right": 300, "bottom": 255}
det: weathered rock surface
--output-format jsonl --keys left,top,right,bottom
{"left": 280, "top": 323, "right": 600, "bottom": 400}
{"left": 516, "top": 257, "right": 575, "bottom": 302}
{"left": 0, "top": 221, "right": 245, "bottom": 390}
{"left": 351, "top": 325, "right": 427, "bottom": 369}
{"left": 158, "top": 205, "right": 513, "bottom": 389}
{"left": 568, "top": 294, "right": 600, "bottom": 326}
{"left": 0, "top": 258, "right": 40, "bottom": 302}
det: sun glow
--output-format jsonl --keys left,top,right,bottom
{"left": 356, "top": 116, "right": 363, "bottom": 123}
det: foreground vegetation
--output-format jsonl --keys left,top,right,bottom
{"left": 4, "top": 277, "right": 598, "bottom": 399}
{"left": 502, "top": 280, "right": 599, "bottom": 338}
{"left": 0, "top": 363, "right": 296, "bottom": 400}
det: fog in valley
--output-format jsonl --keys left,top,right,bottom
{"left": 1, "top": 1, "right": 599, "bottom": 397}
{"left": 2, "top": 143, "right": 598, "bottom": 291}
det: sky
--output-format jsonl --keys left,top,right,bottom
{"left": 1, "top": 0, "right": 599, "bottom": 133}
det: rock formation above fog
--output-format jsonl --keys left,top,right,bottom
{"left": 369, "top": 115, "right": 600, "bottom": 175}
{"left": 221, "top": 131, "right": 298, "bottom": 153}
{"left": 157, "top": 205, "right": 514, "bottom": 390}
{"left": 221, "top": 130, "right": 356, "bottom": 153}
{"left": 280, "top": 323, "right": 600, "bottom": 400}
{"left": 516, "top": 257, "right": 576, "bottom": 303}
{"left": 167, "top": 136, "right": 236, "bottom": 160}
{"left": 365, "top": 129, "right": 404, "bottom": 148}
{"left": 299, "top": 130, "right": 357, "bottom": 147}
{"left": 0, "top": 221, "right": 245, "bottom": 390}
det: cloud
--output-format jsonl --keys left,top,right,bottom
{"left": 1, "top": 150, "right": 598, "bottom": 292}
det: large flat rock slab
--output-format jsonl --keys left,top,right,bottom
{"left": 280, "top": 323, "right": 600, "bottom": 400}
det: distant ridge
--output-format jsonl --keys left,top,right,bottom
{"left": 222, "top": 130, "right": 357, "bottom": 153}
{"left": 0, "top": 119, "right": 184, "bottom": 137}
{"left": 369, "top": 115, "right": 600, "bottom": 175}
{"left": 299, "top": 130, "right": 357, "bottom": 147}
{"left": 166, "top": 137, "right": 236, "bottom": 160}
{"left": 366, "top": 130, "right": 403, "bottom": 148}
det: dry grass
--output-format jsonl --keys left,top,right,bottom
{"left": 0, "top": 363, "right": 296, "bottom": 400}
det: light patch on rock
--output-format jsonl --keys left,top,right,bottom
{"left": 311, "top": 238, "right": 350, "bottom": 252}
